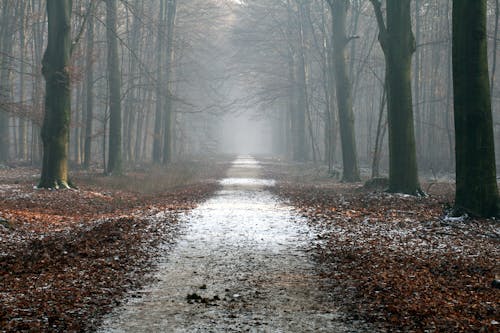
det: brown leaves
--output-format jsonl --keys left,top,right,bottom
{"left": 0, "top": 170, "right": 220, "bottom": 332}
{"left": 273, "top": 182, "right": 499, "bottom": 332}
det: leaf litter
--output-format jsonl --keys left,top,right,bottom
{"left": 271, "top": 178, "right": 499, "bottom": 332}
{"left": 0, "top": 164, "right": 225, "bottom": 332}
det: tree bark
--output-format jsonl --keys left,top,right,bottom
{"left": 83, "top": 6, "right": 94, "bottom": 169}
{"left": 452, "top": 0, "right": 499, "bottom": 217}
{"left": 292, "top": 1, "right": 307, "bottom": 162}
{"left": 153, "top": 0, "right": 165, "bottom": 164}
{"left": 18, "top": 1, "right": 28, "bottom": 161}
{"left": 162, "top": 0, "right": 177, "bottom": 165}
{"left": 123, "top": 0, "right": 141, "bottom": 163}
{"left": 328, "top": 0, "right": 360, "bottom": 181}
{"left": 0, "top": 1, "right": 14, "bottom": 163}
{"left": 106, "top": 0, "right": 122, "bottom": 175}
{"left": 370, "top": 0, "right": 421, "bottom": 195}
{"left": 39, "top": 0, "right": 72, "bottom": 189}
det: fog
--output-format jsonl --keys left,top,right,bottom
{"left": 219, "top": 113, "right": 273, "bottom": 155}
{"left": 0, "top": 0, "right": 499, "bottom": 180}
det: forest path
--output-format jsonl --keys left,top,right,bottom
{"left": 99, "top": 156, "right": 361, "bottom": 332}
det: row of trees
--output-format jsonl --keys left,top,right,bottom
{"left": 0, "top": 0, "right": 498, "bottom": 216}
{"left": 232, "top": 0, "right": 499, "bottom": 216}
{"left": 0, "top": 0, "right": 229, "bottom": 178}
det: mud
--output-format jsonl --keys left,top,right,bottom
{"left": 99, "top": 156, "right": 371, "bottom": 332}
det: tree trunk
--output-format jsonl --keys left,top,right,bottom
{"left": 18, "top": 1, "right": 28, "bottom": 161}
{"left": 413, "top": 0, "right": 422, "bottom": 158}
{"left": 452, "top": 0, "right": 499, "bottom": 217}
{"left": 0, "top": 1, "right": 14, "bottom": 163}
{"left": 83, "top": 7, "right": 94, "bottom": 169}
{"left": 319, "top": 1, "right": 334, "bottom": 170}
{"left": 491, "top": 0, "right": 499, "bottom": 95}
{"left": 39, "top": 0, "right": 72, "bottom": 189}
{"left": 162, "top": 0, "right": 177, "bottom": 165}
{"left": 329, "top": 0, "right": 360, "bottom": 181}
{"left": 370, "top": 0, "right": 421, "bottom": 195}
{"left": 73, "top": 80, "right": 82, "bottom": 164}
{"left": 106, "top": 0, "right": 122, "bottom": 175}
{"left": 292, "top": 1, "right": 307, "bottom": 162}
{"left": 31, "top": 0, "right": 46, "bottom": 165}
{"left": 372, "top": 83, "right": 387, "bottom": 178}
{"left": 153, "top": 0, "right": 165, "bottom": 164}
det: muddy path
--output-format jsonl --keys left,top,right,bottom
{"left": 99, "top": 156, "right": 372, "bottom": 332}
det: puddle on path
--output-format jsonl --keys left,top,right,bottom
{"left": 99, "top": 156, "right": 362, "bottom": 332}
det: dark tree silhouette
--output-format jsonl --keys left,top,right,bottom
{"left": 452, "top": 0, "right": 499, "bottom": 217}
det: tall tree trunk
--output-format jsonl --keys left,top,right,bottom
{"left": 106, "top": 0, "right": 122, "bottom": 175}
{"left": 452, "top": 0, "right": 499, "bottom": 217}
{"left": 123, "top": 0, "right": 141, "bottom": 164}
{"left": 292, "top": 1, "right": 307, "bottom": 162}
{"left": 491, "top": 0, "right": 499, "bottom": 95}
{"left": 287, "top": 51, "right": 296, "bottom": 161}
{"left": 83, "top": 7, "right": 94, "bottom": 169}
{"left": 39, "top": 0, "right": 72, "bottom": 189}
{"left": 18, "top": 1, "right": 28, "bottom": 161}
{"left": 320, "top": 1, "right": 334, "bottom": 170}
{"left": 31, "top": 0, "right": 46, "bottom": 165}
{"left": 0, "top": 1, "right": 14, "bottom": 163}
{"left": 153, "top": 0, "right": 165, "bottom": 164}
{"left": 162, "top": 0, "right": 177, "bottom": 165}
{"left": 413, "top": 0, "right": 422, "bottom": 158}
{"left": 328, "top": 0, "right": 360, "bottom": 181}
{"left": 370, "top": 0, "right": 421, "bottom": 195}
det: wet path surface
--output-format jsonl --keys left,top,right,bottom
{"left": 99, "top": 156, "right": 358, "bottom": 332}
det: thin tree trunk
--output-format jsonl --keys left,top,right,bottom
{"left": 18, "top": 1, "right": 28, "bottom": 161}
{"left": 83, "top": 7, "right": 94, "bottom": 169}
{"left": 73, "top": 80, "right": 82, "bottom": 164}
{"left": 106, "top": 0, "right": 122, "bottom": 175}
{"left": 162, "top": 0, "right": 177, "bottom": 165}
{"left": 123, "top": 0, "right": 141, "bottom": 163}
{"left": 0, "top": 1, "right": 14, "bottom": 163}
{"left": 153, "top": 0, "right": 165, "bottom": 164}
{"left": 293, "top": 1, "right": 307, "bottom": 162}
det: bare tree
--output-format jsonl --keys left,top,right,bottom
{"left": 370, "top": 0, "right": 421, "bottom": 194}
{"left": 39, "top": 0, "right": 72, "bottom": 188}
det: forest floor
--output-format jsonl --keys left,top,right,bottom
{"left": 265, "top": 160, "right": 499, "bottom": 332}
{"left": 0, "top": 159, "right": 228, "bottom": 332}
{"left": 98, "top": 156, "right": 374, "bottom": 333}
{"left": 0, "top": 157, "right": 499, "bottom": 332}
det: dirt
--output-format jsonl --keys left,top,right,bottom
{"left": 99, "top": 156, "right": 375, "bottom": 332}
